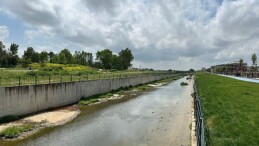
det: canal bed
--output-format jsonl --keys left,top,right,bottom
{"left": 8, "top": 77, "right": 193, "bottom": 146}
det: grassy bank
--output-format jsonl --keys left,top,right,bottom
{"left": 0, "top": 124, "right": 35, "bottom": 139}
{"left": 196, "top": 73, "right": 259, "bottom": 145}
{"left": 0, "top": 63, "right": 172, "bottom": 87}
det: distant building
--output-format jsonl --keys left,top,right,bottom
{"left": 211, "top": 61, "right": 248, "bottom": 76}
{"left": 201, "top": 67, "right": 206, "bottom": 72}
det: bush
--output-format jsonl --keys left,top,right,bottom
{"left": 180, "top": 82, "right": 188, "bottom": 86}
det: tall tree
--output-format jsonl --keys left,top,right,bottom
{"left": 8, "top": 43, "right": 19, "bottom": 66}
{"left": 23, "top": 47, "right": 34, "bottom": 62}
{"left": 239, "top": 58, "right": 244, "bottom": 72}
{"left": 251, "top": 53, "right": 257, "bottom": 71}
{"left": 73, "top": 51, "right": 93, "bottom": 66}
{"left": 58, "top": 49, "right": 73, "bottom": 64}
{"left": 48, "top": 51, "right": 55, "bottom": 62}
{"left": 96, "top": 49, "right": 113, "bottom": 69}
{"left": 0, "top": 41, "right": 7, "bottom": 67}
{"left": 239, "top": 58, "right": 243, "bottom": 66}
{"left": 39, "top": 51, "right": 49, "bottom": 63}
{"left": 10, "top": 43, "right": 18, "bottom": 55}
{"left": 118, "top": 48, "right": 134, "bottom": 70}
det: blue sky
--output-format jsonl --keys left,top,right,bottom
{"left": 0, "top": 13, "right": 27, "bottom": 47}
{"left": 0, "top": 0, "right": 258, "bottom": 70}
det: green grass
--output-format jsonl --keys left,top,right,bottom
{"left": 0, "top": 124, "right": 35, "bottom": 139}
{"left": 196, "top": 73, "right": 259, "bottom": 145}
{"left": 0, "top": 63, "right": 172, "bottom": 87}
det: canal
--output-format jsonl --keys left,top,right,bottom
{"left": 14, "top": 77, "right": 192, "bottom": 146}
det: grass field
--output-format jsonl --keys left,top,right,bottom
{"left": 0, "top": 63, "right": 170, "bottom": 87}
{"left": 196, "top": 73, "right": 259, "bottom": 145}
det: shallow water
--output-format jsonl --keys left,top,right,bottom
{"left": 3, "top": 77, "right": 192, "bottom": 146}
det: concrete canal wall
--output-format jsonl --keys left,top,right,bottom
{"left": 0, "top": 74, "right": 173, "bottom": 118}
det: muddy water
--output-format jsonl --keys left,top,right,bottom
{"left": 14, "top": 77, "right": 192, "bottom": 146}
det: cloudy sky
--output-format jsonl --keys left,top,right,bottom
{"left": 0, "top": 0, "right": 259, "bottom": 70}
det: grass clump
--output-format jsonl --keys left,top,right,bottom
{"left": 79, "top": 98, "right": 99, "bottom": 105}
{"left": 180, "top": 82, "right": 188, "bottom": 86}
{"left": 197, "top": 73, "right": 259, "bottom": 145}
{"left": 0, "top": 124, "right": 35, "bottom": 139}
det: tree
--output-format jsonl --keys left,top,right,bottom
{"left": 251, "top": 53, "right": 257, "bottom": 71}
{"left": 23, "top": 47, "right": 34, "bottom": 63}
{"left": 58, "top": 49, "right": 73, "bottom": 64}
{"left": 0, "top": 42, "right": 20, "bottom": 67}
{"left": 96, "top": 49, "right": 113, "bottom": 69}
{"left": 239, "top": 58, "right": 243, "bottom": 67}
{"left": 10, "top": 43, "right": 18, "bottom": 55}
{"left": 8, "top": 43, "right": 19, "bottom": 66}
{"left": 189, "top": 69, "right": 195, "bottom": 73}
{"left": 111, "top": 54, "right": 122, "bottom": 70}
{"left": 118, "top": 48, "right": 134, "bottom": 70}
{"left": 0, "top": 41, "right": 7, "bottom": 67}
{"left": 74, "top": 51, "right": 93, "bottom": 66}
{"left": 39, "top": 51, "right": 49, "bottom": 63}
{"left": 48, "top": 51, "right": 55, "bottom": 62}
{"left": 22, "top": 47, "right": 40, "bottom": 65}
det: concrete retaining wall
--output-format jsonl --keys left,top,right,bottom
{"left": 0, "top": 74, "right": 173, "bottom": 118}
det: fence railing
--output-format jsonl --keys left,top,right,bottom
{"left": 0, "top": 72, "right": 175, "bottom": 87}
{"left": 193, "top": 80, "right": 206, "bottom": 146}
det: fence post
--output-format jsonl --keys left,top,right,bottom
{"left": 49, "top": 75, "right": 51, "bottom": 84}
{"left": 35, "top": 75, "right": 37, "bottom": 85}
{"left": 19, "top": 76, "right": 21, "bottom": 86}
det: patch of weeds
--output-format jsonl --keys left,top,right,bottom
{"left": 0, "top": 123, "right": 35, "bottom": 139}
{"left": 180, "top": 82, "right": 189, "bottom": 86}
{"left": 78, "top": 98, "right": 99, "bottom": 105}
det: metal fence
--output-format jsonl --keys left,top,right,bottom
{"left": 193, "top": 80, "right": 206, "bottom": 146}
{"left": 0, "top": 72, "right": 174, "bottom": 87}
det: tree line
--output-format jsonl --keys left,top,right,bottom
{"left": 0, "top": 41, "right": 134, "bottom": 70}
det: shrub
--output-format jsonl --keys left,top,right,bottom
{"left": 180, "top": 82, "right": 188, "bottom": 86}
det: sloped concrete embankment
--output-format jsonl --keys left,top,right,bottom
{"left": 0, "top": 75, "right": 173, "bottom": 118}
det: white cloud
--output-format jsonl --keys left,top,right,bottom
{"left": 0, "top": 0, "right": 259, "bottom": 69}
{"left": 0, "top": 25, "right": 9, "bottom": 40}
